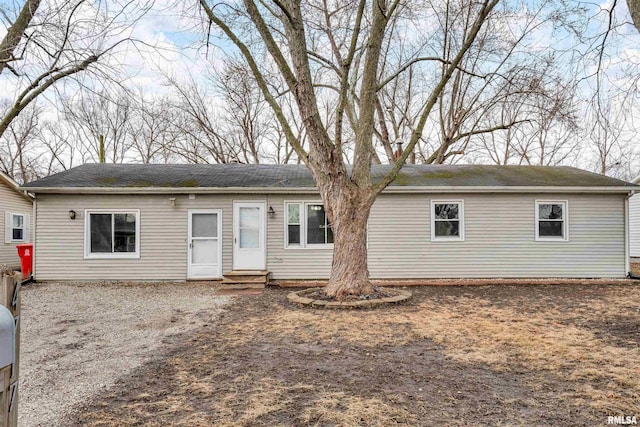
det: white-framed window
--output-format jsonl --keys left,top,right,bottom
{"left": 535, "top": 200, "right": 568, "bottom": 241}
{"left": 84, "top": 209, "right": 140, "bottom": 258}
{"left": 431, "top": 200, "right": 464, "bottom": 242}
{"left": 285, "top": 202, "right": 334, "bottom": 248}
{"left": 4, "top": 212, "right": 29, "bottom": 243}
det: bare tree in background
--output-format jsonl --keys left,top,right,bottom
{"left": 374, "top": 1, "right": 585, "bottom": 166}
{"left": 62, "top": 91, "right": 133, "bottom": 163}
{"left": 129, "top": 94, "right": 181, "bottom": 164}
{"left": 0, "top": 0, "right": 153, "bottom": 144}
{"left": 475, "top": 68, "right": 580, "bottom": 166}
{"left": 0, "top": 102, "right": 42, "bottom": 182}
{"left": 586, "top": 95, "right": 637, "bottom": 179}
{"left": 165, "top": 63, "right": 300, "bottom": 165}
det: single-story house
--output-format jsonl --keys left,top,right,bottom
{"left": 0, "top": 171, "right": 33, "bottom": 269}
{"left": 630, "top": 175, "right": 640, "bottom": 259}
{"left": 20, "top": 163, "right": 638, "bottom": 282}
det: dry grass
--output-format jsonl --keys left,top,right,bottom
{"left": 75, "top": 284, "right": 640, "bottom": 426}
{"left": 221, "top": 286, "right": 640, "bottom": 414}
{"left": 301, "top": 392, "right": 419, "bottom": 426}
{"left": 410, "top": 296, "right": 639, "bottom": 413}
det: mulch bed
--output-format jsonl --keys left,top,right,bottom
{"left": 303, "top": 286, "right": 393, "bottom": 301}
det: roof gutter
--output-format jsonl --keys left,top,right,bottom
{"left": 19, "top": 185, "right": 640, "bottom": 194}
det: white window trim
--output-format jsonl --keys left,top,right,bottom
{"left": 84, "top": 209, "right": 141, "bottom": 259}
{"left": 430, "top": 199, "right": 465, "bottom": 242}
{"left": 284, "top": 201, "right": 334, "bottom": 249}
{"left": 9, "top": 213, "right": 25, "bottom": 243}
{"left": 535, "top": 200, "right": 569, "bottom": 242}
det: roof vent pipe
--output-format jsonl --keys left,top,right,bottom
{"left": 99, "top": 135, "right": 105, "bottom": 163}
{"left": 394, "top": 140, "right": 403, "bottom": 161}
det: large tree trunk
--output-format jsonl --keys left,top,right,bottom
{"left": 629, "top": 0, "right": 640, "bottom": 32}
{"left": 324, "top": 191, "right": 375, "bottom": 298}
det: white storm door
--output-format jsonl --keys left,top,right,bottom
{"left": 233, "top": 201, "right": 266, "bottom": 270}
{"left": 188, "top": 210, "right": 222, "bottom": 279}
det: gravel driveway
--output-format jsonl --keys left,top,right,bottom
{"left": 17, "top": 281, "right": 229, "bottom": 427}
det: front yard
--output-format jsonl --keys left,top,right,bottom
{"left": 53, "top": 282, "right": 640, "bottom": 426}
{"left": 18, "top": 282, "right": 229, "bottom": 427}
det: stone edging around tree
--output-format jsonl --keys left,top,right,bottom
{"left": 287, "top": 288, "right": 412, "bottom": 309}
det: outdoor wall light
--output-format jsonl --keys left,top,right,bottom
{"left": 68, "top": 210, "right": 76, "bottom": 220}
{"left": 268, "top": 206, "right": 275, "bottom": 218}
{"left": 169, "top": 197, "right": 176, "bottom": 207}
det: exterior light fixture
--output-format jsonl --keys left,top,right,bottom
{"left": 169, "top": 197, "right": 176, "bottom": 207}
{"left": 268, "top": 206, "right": 275, "bottom": 218}
{"left": 68, "top": 210, "right": 76, "bottom": 220}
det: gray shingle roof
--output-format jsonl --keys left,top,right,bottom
{"left": 22, "top": 163, "right": 636, "bottom": 191}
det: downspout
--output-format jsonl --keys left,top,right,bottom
{"left": 30, "top": 196, "right": 36, "bottom": 283}
{"left": 626, "top": 191, "right": 640, "bottom": 279}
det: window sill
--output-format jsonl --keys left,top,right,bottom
{"left": 431, "top": 237, "right": 465, "bottom": 243}
{"left": 285, "top": 244, "right": 334, "bottom": 250}
{"left": 84, "top": 253, "right": 140, "bottom": 260}
{"left": 534, "top": 238, "right": 569, "bottom": 242}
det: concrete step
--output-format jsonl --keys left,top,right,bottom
{"left": 223, "top": 270, "right": 269, "bottom": 276}
{"left": 218, "top": 282, "right": 267, "bottom": 290}
{"left": 221, "top": 275, "right": 268, "bottom": 284}
{"left": 221, "top": 270, "right": 270, "bottom": 288}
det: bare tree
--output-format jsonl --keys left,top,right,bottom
{"left": 0, "top": 101, "right": 42, "bottom": 183}
{"left": 0, "top": 0, "right": 153, "bottom": 141}
{"left": 129, "top": 94, "right": 181, "bottom": 164}
{"left": 62, "top": 91, "right": 133, "bottom": 163}
{"left": 0, "top": 0, "right": 40, "bottom": 76}
{"left": 199, "top": 0, "right": 499, "bottom": 297}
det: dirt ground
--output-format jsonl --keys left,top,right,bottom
{"left": 18, "top": 281, "right": 229, "bottom": 427}
{"left": 70, "top": 282, "right": 640, "bottom": 426}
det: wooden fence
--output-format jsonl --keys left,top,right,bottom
{"left": 0, "top": 272, "right": 20, "bottom": 427}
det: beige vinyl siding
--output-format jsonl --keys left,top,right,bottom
{"left": 34, "top": 192, "right": 625, "bottom": 281}
{"left": 35, "top": 193, "right": 263, "bottom": 281}
{"left": 0, "top": 180, "right": 33, "bottom": 268}
{"left": 366, "top": 193, "right": 624, "bottom": 278}
{"left": 630, "top": 193, "right": 640, "bottom": 257}
{"left": 269, "top": 193, "right": 625, "bottom": 279}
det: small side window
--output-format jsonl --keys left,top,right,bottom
{"left": 5, "top": 212, "right": 28, "bottom": 243}
{"left": 431, "top": 200, "right": 464, "bottom": 242}
{"left": 535, "top": 200, "right": 568, "bottom": 241}
{"left": 11, "top": 214, "right": 24, "bottom": 241}
{"left": 286, "top": 203, "right": 301, "bottom": 246}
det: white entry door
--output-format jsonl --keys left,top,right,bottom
{"left": 188, "top": 210, "right": 222, "bottom": 279}
{"left": 233, "top": 201, "right": 266, "bottom": 270}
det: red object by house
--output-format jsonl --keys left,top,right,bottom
{"left": 16, "top": 243, "right": 33, "bottom": 279}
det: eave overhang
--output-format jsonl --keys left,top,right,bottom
{"left": 20, "top": 185, "right": 640, "bottom": 195}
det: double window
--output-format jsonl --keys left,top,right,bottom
{"left": 535, "top": 200, "right": 568, "bottom": 241}
{"left": 431, "top": 200, "right": 464, "bottom": 242}
{"left": 286, "top": 202, "right": 333, "bottom": 248}
{"left": 85, "top": 210, "right": 140, "bottom": 258}
{"left": 4, "top": 212, "right": 28, "bottom": 243}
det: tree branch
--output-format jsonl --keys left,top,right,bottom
{"left": 373, "top": 0, "right": 499, "bottom": 194}
{"left": 0, "top": 0, "right": 41, "bottom": 75}
{"left": 199, "top": 0, "right": 308, "bottom": 161}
